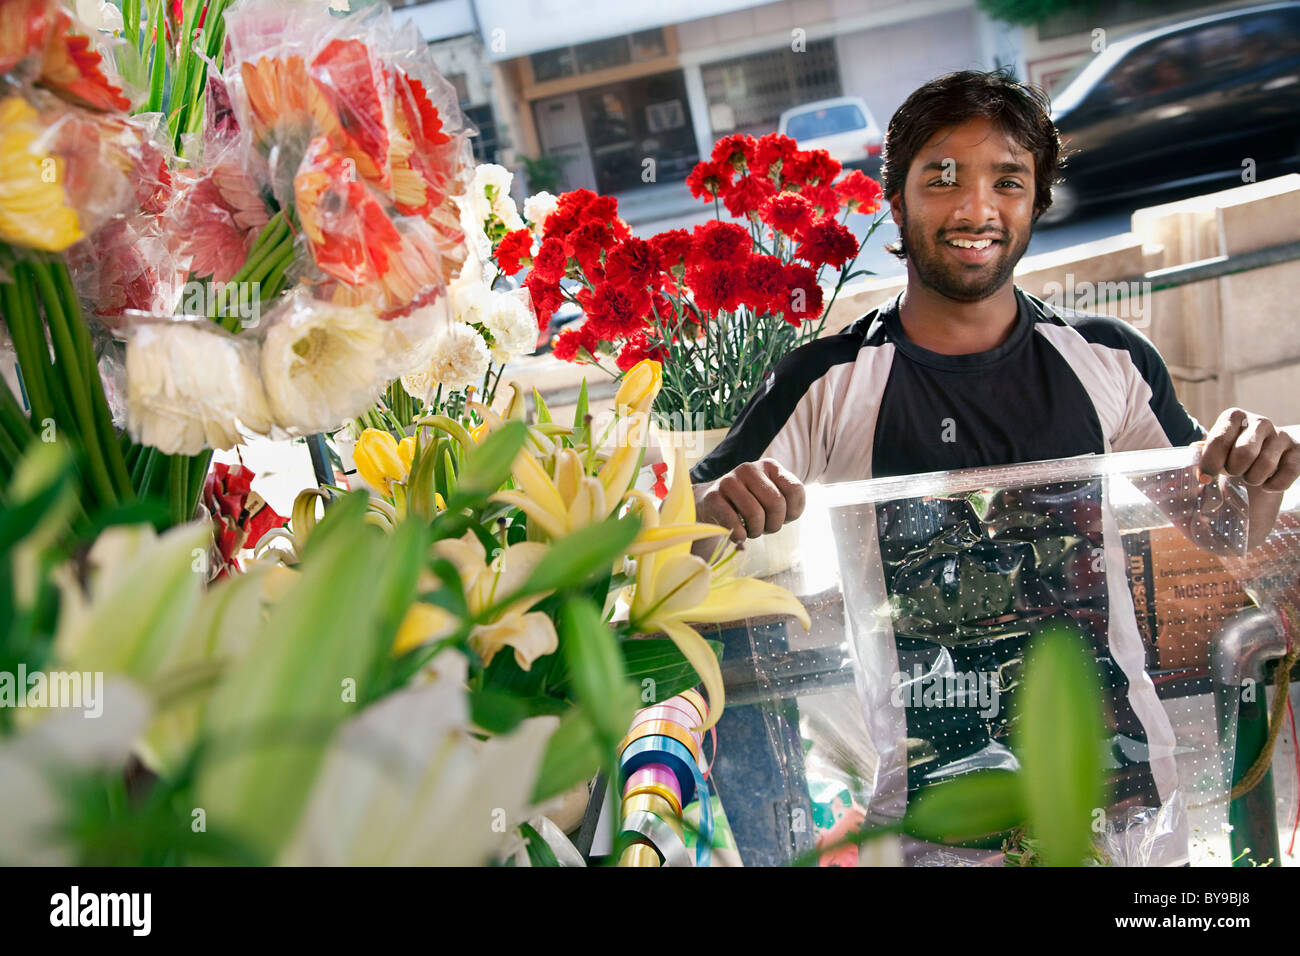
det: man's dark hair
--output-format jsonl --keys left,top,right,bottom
{"left": 881, "top": 69, "right": 1062, "bottom": 259}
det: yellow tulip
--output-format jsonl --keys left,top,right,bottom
{"left": 0, "top": 97, "right": 83, "bottom": 251}
{"left": 355, "top": 428, "right": 408, "bottom": 495}
{"left": 615, "top": 359, "right": 663, "bottom": 415}
{"left": 397, "top": 436, "right": 416, "bottom": 471}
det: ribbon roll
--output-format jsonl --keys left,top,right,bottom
{"left": 632, "top": 702, "right": 706, "bottom": 738}
{"left": 622, "top": 792, "right": 684, "bottom": 840}
{"left": 622, "top": 763, "right": 683, "bottom": 815}
{"left": 621, "top": 810, "right": 693, "bottom": 867}
{"left": 619, "top": 719, "right": 699, "bottom": 760}
{"left": 619, "top": 843, "right": 661, "bottom": 867}
{"left": 619, "top": 735, "right": 712, "bottom": 867}
{"left": 677, "top": 689, "right": 709, "bottom": 728}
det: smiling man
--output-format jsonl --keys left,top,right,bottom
{"left": 690, "top": 69, "right": 1299, "bottom": 546}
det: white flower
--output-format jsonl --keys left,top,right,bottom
{"left": 459, "top": 163, "right": 524, "bottom": 236}
{"left": 523, "top": 191, "right": 558, "bottom": 235}
{"left": 74, "top": 0, "right": 123, "bottom": 33}
{"left": 451, "top": 280, "right": 492, "bottom": 329}
{"left": 126, "top": 322, "right": 272, "bottom": 455}
{"left": 427, "top": 323, "right": 491, "bottom": 390}
{"left": 260, "top": 298, "right": 387, "bottom": 434}
{"left": 483, "top": 291, "right": 536, "bottom": 362}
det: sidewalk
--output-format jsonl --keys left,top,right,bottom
{"left": 612, "top": 182, "right": 706, "bottom": 228}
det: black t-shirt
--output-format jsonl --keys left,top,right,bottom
{"left": 691, "top": 286, "right": 1205, "bottom": 485}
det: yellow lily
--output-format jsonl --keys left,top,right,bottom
{"left": 393, "top": 601, "right": 458, "bottom": 656}
{"left": 491, "top": 446, "right": 611, "bottom": 540}
{"left": 355, "top": 428, "right": 409, "bottom": 495}
{"left": 625, "top": 448, "right": 811, "bottom": 731}
{"left": 433, "top": 532, "right": 557, "bottom": 670}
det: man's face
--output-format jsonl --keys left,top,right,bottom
{"left": 890, "top": 116, "right": 1036, "bottom": 303}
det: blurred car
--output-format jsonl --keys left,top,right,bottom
{"left": 1043, "top": 1, "right": 1300, "bottom": 224}
{"left": 778, "top": 95, "right": 883, "bottom": 178}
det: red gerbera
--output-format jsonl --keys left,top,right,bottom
{"left": 604, "top": 236, "right": 662, "bottom": 292}
{"left": 722, "top": 173, "right": 778, "bottom": 219}
{"left": 759, "top": 192, "right": 815, "bottom": 237}
{"left": 310, "top": 38, "right": 393, "bottom": 191}
{"left": 687, "top": 261, "right": 745, "bottom": 314}
{"left": 37, "top": 9, "right": 131, "bottom": 112}
{"left": 795, "top": 216, "right": 859, "bottom": 270}
{"left": 495, "top": 227, "right": 534, "bottom": 276}
{"left": 777, "top": 263, "right": 824, "bottom": 325}
{"left": 751, "top": 132, "right": 798, "bottom": 179}
{"left": 649, "top": 228, "right": 691, "bottom": 271}
{"left": 836, "top": 169, "right": 884, "bottom": 213}
{"left": 686, "top": 159, "right": 732, "bottom": 201}
{"left": 687, "top": 220, "right": 750, "bottom": 269}
{"left": 742, "top": 254, "right": 789, "bottom": 314}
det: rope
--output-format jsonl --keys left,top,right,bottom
{"left": 1229, "top": 602, "right": 1298, "bottom": 801}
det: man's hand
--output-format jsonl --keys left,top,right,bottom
{"left": 1197, "top": 408, "right": 1300, "bottom": 548}
{"left": 1198, "top": 408, "right": 1300, "bottom": 490}
{"left": 693, "top": 459, "right": 806, "bottom": 557}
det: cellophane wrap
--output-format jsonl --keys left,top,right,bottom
{"left": 706, "top": 442, "right": 1300, "bottom": 866}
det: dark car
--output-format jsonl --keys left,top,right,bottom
{"left": 1043, "top": 2, "right": 1300, "bottom": 224}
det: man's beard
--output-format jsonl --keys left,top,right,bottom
{"left": 899, "top": 203, "right": 1031, "bottom": 303}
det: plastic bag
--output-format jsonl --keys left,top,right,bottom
{"left": 705, "top": 442, "right": 1300, "bottom": 866}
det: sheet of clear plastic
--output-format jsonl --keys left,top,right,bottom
{"left": 706, "top": 442, "right": 1300, "bottom": 866}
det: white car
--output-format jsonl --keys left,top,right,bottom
{"left": 777, "top": 95, "right": 883, "bottom": 177}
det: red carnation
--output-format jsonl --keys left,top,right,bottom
{"left": 552, "top": 322, "right": 601, "bottom": 363}
{"left": 800, "top": 183, "right": 841, "bottom": 216}
{"left": 543, "top": 188, "right": 597, "bottom": 239}
{"left": 686, "top": 159, "right": 733, "bottom": 201}
{"left": 711, "top": 133, "right": 754, "bottom": 173}
{"left": 564, "top": 220, "right": 615, "bottom": 279}
{"left": 578, "top": 281, "right": 651, "bottom": 337}
{"left": 777, "top": 264, "right": 824, "bottom": 325}
{"left": 836, "top": 170, "right": 884, "bottom": 213}
{"left": 743, "top": 254, "right": 789, "bottom": 314}
{"left": 649, "top": 228, "right": 692, "bottom": 270}
{"left": 797, "top": 149, "right": 842, "bottom": 186}
{"left": 751, "top": 133, "right": 798, "bottom": 179}
{"left": 525, "top": 272, "right": 564, "bottom": 329}
{"left": 687, "top": 220, "right": 751, "bottom": 269}
{"left": 795, "top": 216, "right": 859, "bottom": 270}
{"left": 722, "top": 173, "right": 778, "bottom": 219}
{"left": 495, "top": 227, "right": 534, "bottom": 276}
{"left": 530, "top": 237, "right": 569, "bottom": 282}
{"left": 687, "top": 261, "right": 745, "bottom": 314}
{"left": 582, "top": 194, "right": 620, "bottom": 224}
{"left": 604, "top": 237, "right": 662, "bottom": 292}
{"left": 615, "top": 330, "right": 667, "bottom": 372}
{"left": 759, "top": 192, "right": 815, "bottom": 237}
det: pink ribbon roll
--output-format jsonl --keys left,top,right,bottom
{"left": 623, "top": 762, "right": 683, "bottom": 813}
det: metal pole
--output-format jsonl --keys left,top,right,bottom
{"left": 1211, "top": 608, "right": 1287, "bottom": 866}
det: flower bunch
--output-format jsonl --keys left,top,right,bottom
{"left": 530, "top": 132, "right": 886, "bottom": 428}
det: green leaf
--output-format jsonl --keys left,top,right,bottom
{"left": 470, "top": 689, "right": 569, "bottom": 734}
{"left": 549, "top": 636, "right": 722, "bottom": 704}
{"left": 532, "top": 388, "right": 552, "bottom": 424}
{"left": 195, "top": 502, "right": 391, "bottom": 859}
{"left": 572, "top": 378, "right": 589, "bottom": 447}
{"left": 559, "top": 596, "right": 636, "bottom": 752}
{"left": 1015, "top": 625, "right": 1107, "bottom": 867}
{"left": 512, "top": 514, "right": 641, "bottom": 600}
{"left": 530, "top": 685, "right": 640, "bottom": 803}
{"left": 903, "top": 771, "right": 1025, "bottom": 846}
{"left": 295, "top": 489, "right": 369, "bottom": 561}
{"left": 519, "top": 822, "right": 560, "bottom": 867}
{"left": 448, "top": 421, "right": 526, "bottom": 509}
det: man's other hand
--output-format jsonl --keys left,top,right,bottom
{"left": 693, "top": 459, "right": 806, "bottom": 557}
{"left": 1197, "top": 408, "right": 1300, "bottom": 491}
